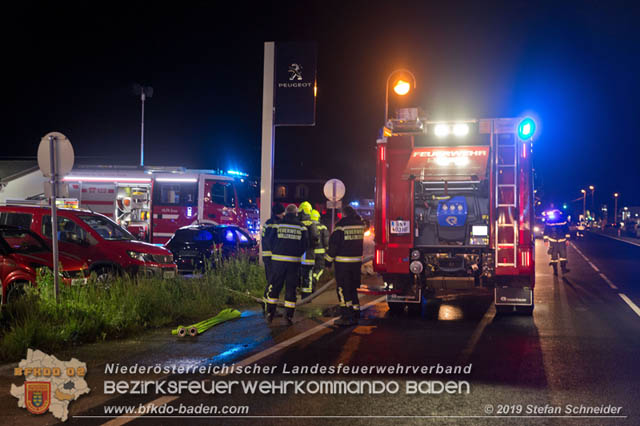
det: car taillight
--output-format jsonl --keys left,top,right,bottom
{"left": 375, "top": 249, "right": 384, "bottom": 266}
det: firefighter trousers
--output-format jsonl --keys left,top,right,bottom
{"left": 266, "top": 260, "right": 299, "bottom": 318}
{"left": 335, "top": 261, "right": 361, "bottom": 311}
{"left": 262, "top": 256, "right": 272, "bottom": 312}
{"left": 312, "top": 254, "right": 325, "bottom": 286}
{"left": 300, "top": 265, "right": 314, "bottom": 295}
{"left": 548, "top": 241, "right": 568, "bottom": 270}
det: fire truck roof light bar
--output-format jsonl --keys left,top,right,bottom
{"left": 432, "top": 123, "right": 470, "bottom": 138}
{"left": 155, "top": 177, "right": 198, "bottom": 182}
{"left": 63, "top": 176, "right": 152, "bottom": 183}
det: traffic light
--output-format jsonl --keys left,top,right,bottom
{"left": 518, "top": 117, "right": 536, "bottom": 140}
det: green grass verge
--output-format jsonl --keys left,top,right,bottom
{"left": 0, "top": 257, "right": 266, "bottom": 362}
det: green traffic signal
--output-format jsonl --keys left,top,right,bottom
{"left": 518, "top": 117, "right": 536, "bottom": 140}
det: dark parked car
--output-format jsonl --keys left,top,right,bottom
{"left": 164, "top": 224, "right": 258, "bottom": 273}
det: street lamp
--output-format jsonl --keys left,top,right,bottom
{"left": 133, "top": 84, "right": 154, "bottom": 167}
{"left": 613, "top": 193, "right": 619, "bottom": 224}
{"left": 385, "top": 69, "right": 417, "bottom": 124}
{"left": 581, "top": 189, "right": 586, "bottom": 217}
{"left": 589, "top": 185, "right": 595, "bottom": 217}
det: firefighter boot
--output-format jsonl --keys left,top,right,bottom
{"left": 352, "top": 306, "right": 360, "bottom": 321}
{"left": 285, "top": 308, "right": 294, "bottom": 325}
{"left": 552, "top": 263, "right": 558, "bottom": 276}
{"left": 265, "top": 303, "right": 276, "bottom": 324}
{"left": 561, "top": 261, "right": 570, "bottom": 274}
{"left": 335, "top": 307, "right": 356, "bottom": 327}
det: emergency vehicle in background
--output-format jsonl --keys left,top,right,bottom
{"left": 59, "top": 167, "right": 259, "bottom": 244}
{"left": 374, "top": 108, "right": 536, "bottom": 315}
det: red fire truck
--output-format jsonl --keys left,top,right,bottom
{"left": 62, "top": 167, "right": 259, "bottom": 244}
{"left": 374, "top": 112, "right": 536, "bottom": 315}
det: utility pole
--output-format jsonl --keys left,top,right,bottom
{"left": 133, "top": 84, "right": 153, "bottom": 167}
{"left": 581, "top": 189, "right": 586, "bottom": 218}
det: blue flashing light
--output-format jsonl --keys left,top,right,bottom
{"left": 518, "top": 117, "right": 536, "bottom": 140}
{"left": 350, "top": 201, "right": 360, "bottom": 207}
{"left": 239, "top": 234, "right": 248, "bottom": 242}
{"left": 225, "top": 230, "right": 235, "bottom": 242}
{"left": 227, "top": 170, "right": 249, "bottom": 177}
{"left": 543, "top": 209, "right": 562, "bottom": 220}
{"left": 368, "top": 201, "right": 375, "bottom": 207}
{"left": 562, "top": 203, "right": 568, "bottom": 210}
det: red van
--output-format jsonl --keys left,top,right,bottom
{"left": 0, "top": 205, "right": 177, "bottom": 280}
{"left": 0, "top": 225, "right": 89, "bottom": 303}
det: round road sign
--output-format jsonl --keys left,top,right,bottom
{"left": 323, "top": 178, "right": 345, "bottom": 201}
{"left": 37, "top": 132, "right": 75, "bottom": 177}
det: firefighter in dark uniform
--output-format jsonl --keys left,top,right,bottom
{"left": 261, "top": 203, "right": 285, "bottom": 313}
{"left": 298, "top": 201, "right": 319, "bottom": 296}
{"left": 326, "top": 205, "right": 365, "bottom": 326}
{"left": 576, "top": 216, "right": 586, "bottom": 238}
{"left": 265, "top": 204, "right": 309, "bottom": 324}
{"left": 311, "top": 209, "right": 329, "bottom": 287}
{"left": 543, "top": 209, "right": 571, "bottom": 275}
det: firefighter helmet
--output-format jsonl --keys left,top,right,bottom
{"left": 299, "top": 201, "right": 312, "bottom": 215}
{"left": 310, "top": 209, "right": 320, "bottom": 221}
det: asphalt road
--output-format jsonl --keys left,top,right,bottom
{"left": 3, "top": 234, "right": 639, "bottom": 425}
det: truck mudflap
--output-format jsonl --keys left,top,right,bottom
{"left": 494, "top": 286, "right": 533, "bottom": 306}
{"left": 387, "top": 288, "right": 422, "bottom": 304}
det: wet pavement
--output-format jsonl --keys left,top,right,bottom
{"left": 2, "top": 235, "right": 639, "bottom": 425}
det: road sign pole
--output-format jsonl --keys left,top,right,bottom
{"left": 49, "top": 135, "right": 60, "bottom": 302}
{"left": 259, "top": 42, "right": 275, "bottom": 265}
{"left": 331, "top": 181, "right": 336, "bottom": 232}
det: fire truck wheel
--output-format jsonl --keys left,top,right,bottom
{"left": 422, "top": 297, "right": 441, "bottom": 320}
{"left": 407, "top": 302, "right": 422, "bottom": 317}
{"left": 387, "top": 302, "right": 405, "bottom": 315}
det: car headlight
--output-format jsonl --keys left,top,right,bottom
{"left": 127, "top": 251, "right": 154, "bottom": 263}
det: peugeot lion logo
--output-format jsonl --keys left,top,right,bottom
{"left": 288, "top": 63, "right": 303, "bottom": 81}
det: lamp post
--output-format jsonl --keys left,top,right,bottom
{"left": 581, "top": 189, "right": 586, "bottom": 218}
{"left": 613, "top": 193, "right": 619, "bottom": 225}
{"left": 589, "top": 185, "right": 595, "bottom": 218}
{"left": 133, "top": 84, "right": 153, "bottom": 167}
{"left": 384, "top": 69, "right": 417, "bottom": 124}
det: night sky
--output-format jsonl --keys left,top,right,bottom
{"left": 9, "top": 1, "right": 640, "bottom": 211}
